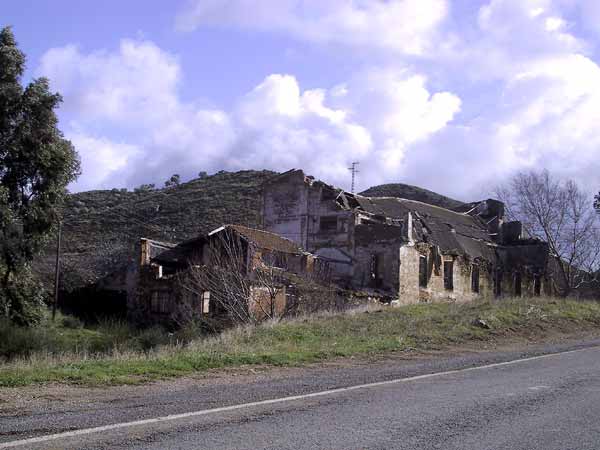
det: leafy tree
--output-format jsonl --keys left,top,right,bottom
{"left": 0, "top": 27, "right": 80, "bottom": 324}
{"left": 197, "top": 171, "right": 208, "bottom": 179}
{"left": 164, "top": 174, "right": 180, "bottom": 188}
{"left": 134, "top": 183, "right": 155, "bottom": 193}
{"left": 595, "top": 192, "right": 600, "bottom": 213}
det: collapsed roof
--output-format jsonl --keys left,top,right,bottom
{"left": 339, "top": 192, "right": 497, "bottom": 261}
{"left": 150, "top": 224, "right": 306, "bottom": 266}
{"left": 210, "top": 224, "right": 305, "bottom": 255}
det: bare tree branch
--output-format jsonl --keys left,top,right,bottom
{"left": 495, "top": 169, "right": 600, "bottom": 296}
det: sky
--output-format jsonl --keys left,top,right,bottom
{"left": 4, "top": 0, "right": 600, "bottom": 200}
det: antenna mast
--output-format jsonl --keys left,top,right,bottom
{"left": 348, "top": 161, "right": 360, "bottom": 193}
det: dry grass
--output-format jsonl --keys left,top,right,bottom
{"left": 1, "top": 296, "right": 599, "bottom": 387}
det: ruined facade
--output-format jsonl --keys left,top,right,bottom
{"left": 262, "top": 169, "right": 553, "bottom": 304}
{"left": 130, "top": 224, "right": 320, "bottom": 325}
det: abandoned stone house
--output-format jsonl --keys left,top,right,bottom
{"left": 261, "top": 169, "right": 553, "bottom": 304}
{"left": 129, "top": 224, "right": 320, "bottom": 324}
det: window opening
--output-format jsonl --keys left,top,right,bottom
{"left": 419, "top": 255, "right": 428, "bottom": 288}
{"left": 443, "top": 260, "right": 454, "bottom": 291}
{"left": 471, "top": 265, "right": 480, "bottom": 293}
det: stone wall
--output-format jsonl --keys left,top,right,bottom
{"left": 398, "top": 244, "right": 495, "bottom": 305}
{"left": 262, "top": 173, "right": 355, "bottom": 285}
{"left": 262, "top": 170, "right": 309, "bottom": 248}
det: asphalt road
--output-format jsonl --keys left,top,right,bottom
{"left": 3, "top": 339, "right": 600, "bottom": 449}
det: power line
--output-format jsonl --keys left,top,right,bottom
{"left": 348, "top": 161, "right": 360, "bottom": 193}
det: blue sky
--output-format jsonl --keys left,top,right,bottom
{"left": 4, "top": 0, "right": 600, "bottom": 199}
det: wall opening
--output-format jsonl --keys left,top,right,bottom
{"left": 471, "top": 265, "right": 480, "bottom": 293}
{"left": 319, "top": 216, "right": 338, "bottom": 233}
{"left": 443, "top": 260, "right": 454, "bottom": 291}
{"left": 494, "top": 269, "right": 503, "bottom": 297}
{"left": 514, "top": 272, "right": 522, "bottom": 297}
{"left": 533, "top": 274, "right": 541, "bottom": 296}
{"left": 419, "top": 255, "right": 428, "bottom": 288}
{"left": 150, "top": 290, "right": 171, "bottom": 314}
{"left": 370, "top": 253, "right": 384, "bottom": 288}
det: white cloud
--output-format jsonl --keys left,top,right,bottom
{"left": 328, "top": 69, "right": 462, "bottom": 176}
{"left": 39, "top": 40, "right": 180, "bottom": 124}
{"left": 401, "top": 50, "right": 600, "bottom": 199}
{"left": 36, "top": 0, "right": 600, "bottom": 199}
{"left": 38, "top": 39, "right": 235, "bottom": 190}
{"left": 229, "top": 74, "right": 373, "bottom": 182}
{"left": 493, "top": 53, "right": 600, "bottom": 184}
{"left": 66, "top": 132, "right": 141, "bottom": 191}
{"left": 176, "top": 0, "right": 449, "bottom": 55}
{"left": 455, "top": 1, "right": 600, "bottom": 194}
{"left": 37, "top": 39, "right": 461, "bottom": 192}
{"left": 383, "top": 0, "right": 597, "bottom": 198}
{"left": 452, "top": 0, "right": 587, "bottom": 81}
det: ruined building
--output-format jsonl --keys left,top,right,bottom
{"left": 130, "top": 224, "right": 321, "bottom": 324}
{"left": 262, "top": 169, "right": 552, "bottom": 303}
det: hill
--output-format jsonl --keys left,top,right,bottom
{"left": 36, "top": 171, "right": 467, "bottom": 293}
{"left": 35, "top": 170, "right": 276, "bottom": 291}
{"left": 360, "top": 183, "right": 464, "bottom": 210}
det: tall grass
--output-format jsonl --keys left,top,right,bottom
{"left": 1, "top": 297, "right": 599, "bottom": 387}
{"left": 0, "top": 312, "right": 202, "bottom": 362}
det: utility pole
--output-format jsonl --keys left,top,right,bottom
{"left": 348, "top": 161, "right": 360, "bottom": 193}
{"left": 52, "top": 220, "right": 62, "bottom": 321}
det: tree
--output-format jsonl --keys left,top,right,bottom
{"left": 0, "top": 27, "right": 80, "bottom": 324}
{"left": 164, "top": 174, "right": 180, "bottom": 188}
{"left": 594, "top": 192, "right": 600, "bottom": 213}
{"left": 134, "top": 183, "right": 155, "bottom": 193}
{"left": 496, "top": 170, "right": 600, "bottom": 296}
{"left": 197, "top": 171, "right": 208, "bottom": 179}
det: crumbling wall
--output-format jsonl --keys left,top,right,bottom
{"left": 249, "top": 285, "right": 287, "bottom": 320}
{"left": 353, "top": 223, "right": 403, "bottom": 293}
{"left": 262, "top": 171, "right": 309, "bottom": 247}
{"left": 305, "top": 183, "right": 355, "bottom": 285}
{"left": 495, "top": 243, "right": 551, "bottom": 298}
{"left": 398, "top": 245, "right": 420, "bottom": 303}
{"left": 398, "top": 244, "right": 495, "bottom": 305}
{"left": 263, "top": 174, "right": 356, "bottom": 286}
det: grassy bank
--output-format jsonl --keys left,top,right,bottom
{"left": 1, "top": 297, "right": 600, "bottom": 387}
{"left": 0, "top": 313, "right": 203, "bottom": 362}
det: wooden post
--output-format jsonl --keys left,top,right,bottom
{"left": 52, "top": 220, "right": 62, "bottom": 321}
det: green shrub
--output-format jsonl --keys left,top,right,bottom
{"left": 61, "top": 315, "right": 83, "bottom": 329}
{"left": 0, "top": 271, "right": 45, "bottom": 326}
{"left": 0, "top": 319, "right": 48, "bottom": 360}
{"left": 136, "top": 326, "right": 168, "bottom": 352}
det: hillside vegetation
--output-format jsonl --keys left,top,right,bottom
{"left": 35, "top": 170, "right": 275, "bottom": 290}
{"left": 1, "top": 296, "right": 599, "bottom": 387}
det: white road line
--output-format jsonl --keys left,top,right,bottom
{"left": 0, "top": 345, "right": 597, "bottom": 449}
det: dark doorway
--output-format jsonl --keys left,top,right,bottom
{"left": 494, "top": 269, "right": 503, "bottom": 297}
{"left": 471, "top": 265, "right": 480, "bottom": 293}
{"left": 514, "top": 272, "right": 522, "bottom": 297}
{"left": 443, "top": 260, "right": 454, "bottom": 291}
{"left": 419, "top": 255, "right": 428, "bottom": 288}
{"left": 533, "top": 274, "right": 541, "bottom": 296}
